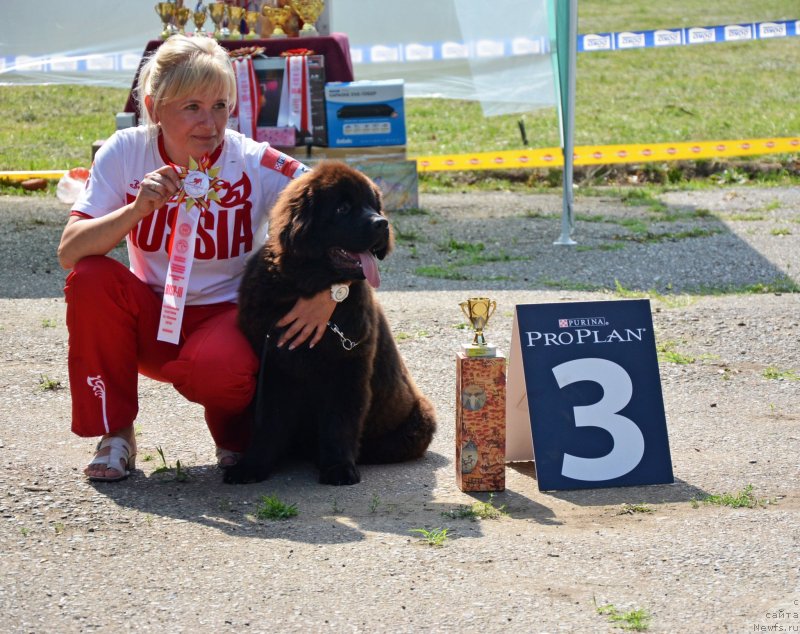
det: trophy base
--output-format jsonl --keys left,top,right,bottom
{"left": 461, "top": 343, "right": 497, "bottom": 358}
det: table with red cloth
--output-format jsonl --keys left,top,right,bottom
{"left": 123, "top": 33, "right": 354, "bottom": 114}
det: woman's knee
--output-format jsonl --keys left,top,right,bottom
{"left": 66, "top": 256, "right": 130, "bottom": 295}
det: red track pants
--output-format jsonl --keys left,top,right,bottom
{"left": 64, "top": 256, "right": 257, "bottom": 452}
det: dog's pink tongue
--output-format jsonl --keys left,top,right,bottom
{"left": 358, "top": 251, "right": 381, "bottom": 288}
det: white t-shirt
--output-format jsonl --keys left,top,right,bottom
{"left": 73, "top": 126, "right": 307, "bottom": 305}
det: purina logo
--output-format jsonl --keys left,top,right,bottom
{"left": 559, "top": 316, "right": 610, "bottom": 328}
{"left": 583, "top": 34, "right": 612, "bottom": 51}
{"left": 724, "top": 24, "right": 753, "bottom": 41}
{"left": 759, "top": 22, "right": 787, "bottom": 38}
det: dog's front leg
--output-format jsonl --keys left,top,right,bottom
{"left": 316, "top": 401, "right": 366, "bottom": 486}
{"left": 223, "top": 382, "right": 292, "bottom": 485}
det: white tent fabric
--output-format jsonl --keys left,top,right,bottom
{"left": 1, "top": 0, "right": 556, "bottom": 114}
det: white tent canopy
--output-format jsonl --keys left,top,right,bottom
{"left": 1, "top": 0, "right": 555, "bottom": 114}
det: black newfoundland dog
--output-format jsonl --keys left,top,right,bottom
{"left": 224, "top": 161, "right": 437, "bottom": 485}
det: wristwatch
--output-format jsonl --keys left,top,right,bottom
{"left": 330, "top": 283, "right": 350, "bottom": 303}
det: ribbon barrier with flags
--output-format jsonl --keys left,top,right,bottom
{"left": 414, "top": 137, "right": 800, "bottom": 172}
{"left": 3, "top": 136, "right": 797, "bottom": 184}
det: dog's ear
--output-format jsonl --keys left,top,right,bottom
{"left": 272, "top": 178, "right": 323, "bottom": 260}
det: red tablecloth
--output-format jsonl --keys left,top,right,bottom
{"left": 123, "top": 33, "right": 354, "bottom": 114}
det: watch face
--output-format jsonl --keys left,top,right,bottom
{"left": 332, "top": 284, "right": 349, "bottom": 302}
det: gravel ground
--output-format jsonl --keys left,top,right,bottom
{"left": 0, "top": 186, "right": 798, "bottom": 633}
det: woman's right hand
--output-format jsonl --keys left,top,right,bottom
{"left": 132, "top": 165, "right": 182, "bottom": 218}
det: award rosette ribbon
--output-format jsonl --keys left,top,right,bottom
{"left": 277, "top": 55, "right": 313, "bottom": 135}
{"left": 156, "top": 156, "right": 223, "bottom": 344}
{"left": 231, "top": 55, "right": 259, "bottom": 139}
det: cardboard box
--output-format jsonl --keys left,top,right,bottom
{"left": 282, "top": 146, "right": 417, "bottom": 212}
{"left": 252, "top": 55, "right": 327, "bottom": 146}
{"left": 324, "top": 80, "right": 406, "bottom": 147}
{"left": 350, "top": 160, "right": 418, "bottom": 212}
{"left": 455, "top": 352, "right": 507, "bottom": 492}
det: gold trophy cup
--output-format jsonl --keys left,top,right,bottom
{"left": 244, "top": 10, "right": 261, "bottom": 39}
{"left": 459, "top": 297, "right": 498, "bottom": 357}
{"left": 192, "top": 5, "right": 208, "bottom": 36}
{"left": 174, "top": 6, "right": 192, "bottom": 35}
{"left": 208, "top": 2, "right": 227, "bottom": 40}
{"left": 261, "top": 5, "right": 292, "bottom": 38}
{"left": 227, "top": 5, "right": 245, "bottom": 40}
{"left": 155, "top": 2, "right": 177, "bottom": 39}
{"left": 289, "top": 0, "right": 324, "bottom": 37}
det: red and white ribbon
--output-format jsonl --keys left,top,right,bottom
{"left": 156, "top": 156, "right": 223, "bottom": 344}
{"left": 278, "top": 55, "right": 312, "bottom": 132}
{"left": 157, "top": 204, "right": 202, "bottom": 344}
{"left": 232, "top": 56, "right": 258, "bottom": 139}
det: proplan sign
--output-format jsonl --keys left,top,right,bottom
{"left": 506, "top": 299, "right": 674, "bottom": 491}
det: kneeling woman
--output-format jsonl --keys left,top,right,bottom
{"left": 58, "top": 35, "right": 338, "bottom": 481}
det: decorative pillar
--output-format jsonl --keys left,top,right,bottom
{"left": 455, "top": 352, "right": 506, "bottom": 492}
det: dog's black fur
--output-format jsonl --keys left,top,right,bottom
{"left": 224, "top": 161, "right": 437, "bottom": 485}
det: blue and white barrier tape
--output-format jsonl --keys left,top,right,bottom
{"left": 579, "top": 19, "right": 799, "bottom": 52}
{"left": 1, "top": 19, "right": 797, "bottom": 76}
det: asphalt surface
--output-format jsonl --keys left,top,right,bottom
{"left": 1, "top": 187, "right": 798, "bottom": 632}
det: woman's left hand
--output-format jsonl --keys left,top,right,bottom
{"left": 276, "top": 288, "right": 337, "bottom": 350}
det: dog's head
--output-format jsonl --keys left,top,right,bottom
{"left": 268, "top": 160, "right": 393, "bottom": 287}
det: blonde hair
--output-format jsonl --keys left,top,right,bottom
{"left": 136, "top": 35, "right": 237, "bottom": 128}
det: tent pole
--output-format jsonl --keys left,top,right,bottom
{"left": 554, "top": 0, "right": 578, "bottom": 246}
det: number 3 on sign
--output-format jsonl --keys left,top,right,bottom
{"left": 508, "top": 299, "right": 673, "bottom": 491}
{"left": 553, "top": 358, "right": 644, "bottom": 481}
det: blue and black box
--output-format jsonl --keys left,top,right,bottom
{"left": 324, "top": 80, "right": 406, "bottom": 147}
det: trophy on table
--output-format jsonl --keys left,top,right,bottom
{"left": 175, "top": 6, "right": 192, "bottom": 35}
{"left": 289, "top": 0, "right": 324, "bottom": 37}
{"left": 459, "top": 297, "right": 498, "bottom": 357}
{"left": 192, "top": 4, "right": 209, "bottom": 36}
{"left": 208, "top": 2, "right": 228, "bottom": 40}
{"left": 261, "top": 4, "right": 292, "bottom": 38}
{"left": 155, "top": 2, "right": 177, "bottom": 39}
{"left": 244, "top": 10, "right": 261, "bottom": 39}
{"left": 227, "top": 5, "right": 245, "bottom": 40}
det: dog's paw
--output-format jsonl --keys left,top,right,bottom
{"left": 319, "top": 463, "right": 361, "bottom": 486}
{"left": 223, "top": 461, "right": 271, "bottom": 484}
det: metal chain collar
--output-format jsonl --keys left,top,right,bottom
{"left": 326, "top": 320, "right": 361, "bottom": 351}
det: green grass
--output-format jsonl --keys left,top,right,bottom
{"left": 256, "top": 494, "right": 299, "bottom": 520}
{"left": 699, "top": 484, "right": 771, "bottom": 509}
{"left": 442, "top": 494, "right": 509, "bottom": 521}
{"left": 695, "top": 277, "right": 800, "bottom": 295}
{"left": 596, "top": 602, "right": 651, "bottom": 632}
{"left": 763, "top": 366, "right": 800, "bottom": 381}
{"left": 617, "top": 504, "right": 654, "bottom": 515}
{"left": 38, "top": 374, "right": 62, "bottom": 391}
{"left": 410, "top": 527, "right": 451, "bottom": 547}
{"left": 0, "top": 86, "right": 128, "bottom": 171}
{"left": 657, "top": 341, "right": 696, "bottom": 365}
{"left": 2, "top": 1, "right": 798, "bottom": 176}
{"left": 151, "top": 446, "right": 190, "bottom": 482}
